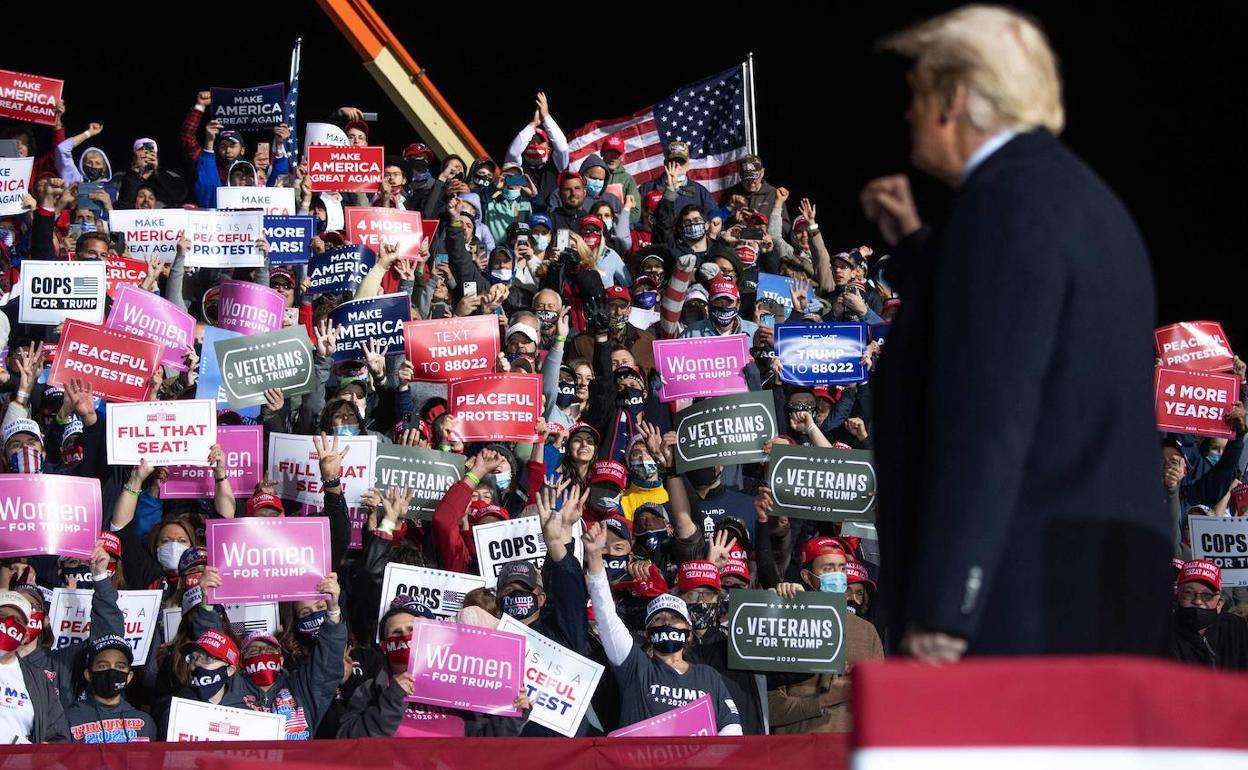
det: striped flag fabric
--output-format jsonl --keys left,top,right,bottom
{"left": 284, "top": 38, "right": 302, "bottom": 164}
{"left": 851, "top": 656, "right": 1248, "bottom": 769}
{"left": 567, "top": 66, "right": 749, "bottom": 195}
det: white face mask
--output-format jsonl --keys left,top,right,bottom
{"left": 602, "top": 217, "right": 614, "bottom": 231}
{"left": 157, "top": 541, "right": 190, "bottom": 572}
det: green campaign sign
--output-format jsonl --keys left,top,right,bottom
{"left": 213, "top": 325, "right": 315, "bottom": 409}
{"left": 673, "top": 392, "right": 778, "bottom": 473}
{"left": 373, "top": 445, "right": 465, "bottom": 520}
{"left": 767, "top": 444, "right": 876, "bottom": 522}
{"left": 727, "top": 589, "right": 846, "bottom": 674}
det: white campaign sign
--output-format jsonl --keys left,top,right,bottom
{"left": 108, "top": 209, "right": 188, "bottom": 261}
{"left": 267, "top": 431, "right": 377, "bottom": 507}
{"left": 498, "top": 614, "right": 604, "bottom": 737}
{"left": 106, "top": 399, "right": 217, "bottom": 466}
{"left": 216, "top": 186, "right": 296, "bottom": 215}
{"left": 0, "top": 157, "right": 33, "bottom": 216}
{"left": 1190, "top": 515, "right": 1248, "bottom": 587}
{"left": 18, "top": 259, "right": 106, "bottom": 325}
{"left": 49, "top": 588, "right": 163, "bottom": 665}
{"left": 472, "top": 517, "right": 584, "bottom": 581}
{"left": 185, "top": 209, "right": 265, "bottom": 268}
{"left": 377, "top": 563, "right": 487, "bottom": 631}
{"left": 167, "top": 697, "right": 287, "bottom": 742}
{"left": 304, "top": 122, "right": 348, "bottom": 156}
{"left": 161, "top": 602, "right": 279, "bottom": 641}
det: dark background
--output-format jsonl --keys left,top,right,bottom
{"left": 5, "top": 2, "right": 1244, "bottom": 345}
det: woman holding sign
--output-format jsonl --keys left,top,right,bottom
{"left": 582, "top": 522, "right": 742, "bottom": 734}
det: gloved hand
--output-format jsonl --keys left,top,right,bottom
{"left": 584, "top": 297, "right": 610, "bottom": 335}
{"left": 697, "top": 261, "right": 721, "bottom": 283}
{"left": 675, "top": 253, "right": 697, "bottom": 273}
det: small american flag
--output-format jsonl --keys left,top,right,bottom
{"left": 72, "top": 277, "right": 99, "bottom": 294}
{"left": 208, "top": 721, "right": 240, "bottom": 736}
{"left": 284, "top": 38, "right": 302, "bottom": 164}
{"left": 567, "top": 66, "right": 748, "bottom": 194}
{"left": 444, "top": 589, "right": 466, "bottom": 612}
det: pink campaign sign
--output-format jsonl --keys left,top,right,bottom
{"left": 0, "top": 475, "right": 102, "bottom": 560}
{"left": 205, "top": 517, "right": 330, "bottom": 603}
{"left": 160, "top": 425, "right": 263, "bottom": 499}
{"left": 654, "top": 334, "right": 750, "bottom": 402}
{"left": 395, "top": 710, "right": 465, "bottom": 738}
{"left": 105, "top": 283, "right": 197, "bottom": 371}
{"left": 218, "top": 279, "right": 286, "bottom": 335}
{"left": 404, "top": 618, "right": 525, "bottom": 716}
{"left": 607, "top": 694, "right": 717, "bottom": 737}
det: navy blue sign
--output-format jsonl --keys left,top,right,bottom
{"left": 306, "top": 245, "right": 375, "bottom": 296}
{"left": 757, "top": 272, "right": 814, "bottom": 319}
{"left": 329, "top": 292, "right": 409, "bottom": 363}
{"left": 263, "top": 215, "right": 315, "bottom": 265}
{"left": 210, "top": 83, "right": 286, "bottom": 130}
{"left": 775, "top": 322, "right": 867, "bottom": 385}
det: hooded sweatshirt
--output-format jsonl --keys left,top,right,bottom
{"left": 55, "top": 145, "right": 118, "bottom": 201}
{"left": 66, "top": 697, "right": 156, "bottom": 743}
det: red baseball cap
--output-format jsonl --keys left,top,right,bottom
{"left": 677, "top": 561, "right": 722, "bottom": 593}
{"left": 643, "top": 189, "right": 663, "bottom": 212}
{"left": 603, "top": 135, "right": 626, "bottom": 154}
{"left": 533, "top": 127, "right": 550, "bottom": 142}
{"left": 568, "top": 422, "right": 601, "bottom": 444}
{"left": 708, "top": 278, "right": 739, "bottom": 301}
{"left": 605, "top": 285, "right": 631, "bottom": 305}
{"left": 344, "top": 119, "right": 370, "bottom": 139}
{"left": 246, "top": 493, "right": 284, "bottom": 517}
{"left": 182, "top": 629, "right": 240, "bottom": 667}
{"left": 1178, "top": 560, "right": 1221, "bottom": 592}
{"left": 812, "top": 386, "right": 838, "bottom": 403}
{"left": 557, "top": 170, "right": 582, "bottom": 186}
{"left": 469, "top": 501, "right": 509, "bottom": 526}
{"left": 619, "top": 562, "right": 669, "bottom": 598}
{"left": 578, "top": 214, "right": 604, "bottom": 232}
{"left": 591, "top": 460, "right": 627, "bottom": 490}
{"left": 402, "top": 143, "right": 434, "bottom": 160}
{"left": 843, "top": 560, "right": 875, "bottom": 589}
{"left": 801, "top": 537, "right": 846, "bottom": 568}
{"left": 720, "top": 557, "right": 750, "bottom": 582}
{"left": 98, "top": 531, "right": 122, "bottom": 559}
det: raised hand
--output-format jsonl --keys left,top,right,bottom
{"left": 363, "top": 338, "right": 386, "bottom": 377}
{"left": 312, "top": 432, "right": 352, "bottom": 479}
{"left": 860, "top": 175, "right": 921, "bottom": 246}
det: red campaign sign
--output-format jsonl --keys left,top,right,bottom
{"left": 105, "top": 255, "right": 148, "bottom": 300}
{"left": 345, "top": 207, "right": 424, "bottom": 259}
{"left": 307, "top": 145, "right": 383, "bottom": 193}
{"left": 448, "top": 373, "right": 541, "bottom": 442}
{"left": 48, "top": 320, "right": 163, "bottom": 403}
{"left": 403, "top": 316, "right": 499, "bottom": 382}
{"left": 1154, "top": 321, "right": 1235, "bottom": 373}
{"left": 1154, "top": 367, "right": 1239, "bottom": 438}
{"left": 0, "top": 69, "right": 64, "bottom": 126}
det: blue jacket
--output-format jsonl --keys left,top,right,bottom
{"left": 194, "top": 150, "right": 290, "bottom": 208}
{"left": 640, "top": 176, "right": 716, "bottom": 219}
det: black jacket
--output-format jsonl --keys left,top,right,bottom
{"left": 11, "top": 655, "right": 70, "bottom": 742}
{"left": 873, "top": 131, "right": 1172, "bottom": 655}
{"left": 1169, "top": 612, "right": 1248, "bottom": 670}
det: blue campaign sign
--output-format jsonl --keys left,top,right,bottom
{"left": 775, "top": 322, "right": 868, "bottom": 385}
{"left": 306, "top": 245, "right": 375, "bottom": 296}
{"left": 757, "top": 272, "right": 814, "bottom": 319}
{"left": 198, "top": 326, "right": 261, "bottom": 420}
{"left": 210, "top": 83, "right": 286, "bottom": 130}
{"left": 329, "top": 292, "right": 409, "bottom": 363}
{"left": 263, "top": 215, "right": 315, "bottom": 265}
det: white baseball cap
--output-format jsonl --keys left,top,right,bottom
{"left": 645, "top": 593, "right": 691, "bottom": 626}
{"left": 0, "top": 590, "right": 33, "bottom": 624}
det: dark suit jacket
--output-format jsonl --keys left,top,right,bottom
{"left": 874, "top": 130, "right": 1172, "bottom": 655}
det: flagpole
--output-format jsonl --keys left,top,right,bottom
{"left": 287, "top": 38, "right": 303, "bottom": 164}
{"left": 747, "top": 51, "right": 758, "bottom": 156}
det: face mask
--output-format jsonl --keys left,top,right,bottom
{"left": 592, "top": 492, "right": 621, "bottom": 513}
{"left": 491, "top": 471, "right": 512, "bottom": 491}
{"left": 24, "top": 611, "right": 45, "bottom": 646}
{"left": 61, "top": 566, "right": 94, "bottom": 586}
{"left": 503, "top": 188, "right": 522, "bottom": 202}
{"left": 847, "top": 599, "right": 864, "bottom": 616}
{"left": 491, "top": 268, "right": 513, "bottom": 282}
{"left": 629, "top": 460, "right": 658, "bottom": 481}
{"left": 156, "top": 542, "right": 190, "bottom": 573}
{"left": 687, "top": 602, "right": 719, "bottom": 631}
{"left": 582, "top": 232, "right": 602, "bottom": 250}
{"left": 1175, "top": 605, "right": 1218, "bottom": 633}
{"left": 61, "top": 445, "right": 84, "bottom": 465}
{"left": 472, "top": 176, "right": 493, "bottom": 189}
{"left": 410, "top": 170, "right": 432, "bottom": 185}
{"left": 181, "top": 584, "right": 204, "bottom": 613}
{"left": 674, "top": 174, "right": 688, "bottom": 188}
{"left": 84, "top": 165, "right": 105, "bottom": 182}
{"left": 501, "top": 590, "right": 539, "bottom": 621}
{"left": 297, "top": 610, "right": 327, "bottom": 638}
{"left": 648, "top": 625, "right": 689, "bottom": 654}
{"left": 603, "top": 555, "right": 630, "bottom": 583}
{"left": 536, "top": 309, "right": 558, "bottom": 328}
{"left": 710, "top": 306, "right": 738, "bottom": 326}
{"left": 586, "top": 179, "right": 605, "bottom": 196}
{"left": 523, "top": 145, "right": 550, "bottom": 165}
{"left": 634, "top": 291, "right": 658, "bottom": 310}
{"left": 602, "top": 217, "right": 614, "bottom": 230}
{"left": 556, "top": 383, "right": 577, "bottom": 409}
{"left": 736, "top": 245, "right": 758, "bottom": 267}
{"left": 639, "top": 529, "right": 668, "bottom": 556}
{"left": 617, "top": 386, "right": 644, "bottom": 414}
{"left": 0, "top": 615, "right": 26, "bottom": 652}
{"left": 533, "top": 234, "right": 551, "bottom": 252}
{"left": 243, "top": 652, "right": 283, "bottom": 687}
{"left": 681, "top": 222, "right": 706, "bottom": 241}
{"left": 7, "top": 445, "right": 43, "bottom": 474}
{"left": 819, "top": 572, "right": 847, "bottom": 593}
{"left": 332, "top": 423, "right": 361, "bottom": 437}
{"left": 190, "top": 665, "right": 228, "bottom": 700}
{"left": 382, "top": 633, "right": 412, "bottom": 670}
{"left": 90, "top": 667, "right": 129, "bottom": 698}
{"left": 1206, "top": 452, "right": 1222, "bottom": 465}
{"left": 609, "top": 314, "right": 629, "bottom": 331}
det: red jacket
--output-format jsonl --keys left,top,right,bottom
{"left": 431, "top": 479, "right": 475, "bottom": 574}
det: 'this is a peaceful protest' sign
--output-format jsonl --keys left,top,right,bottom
{"left": 673, "top": 392, "right": 778, "bottom": 473}
{"left": 767, "top": 444, "right": 877, "bottom": 521}
{"left": 727, "top": 589, "right": 846, "bottom": 674}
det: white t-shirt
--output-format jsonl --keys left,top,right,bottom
{"left": 0, "top": 656, "right": 34, "bottom": 744}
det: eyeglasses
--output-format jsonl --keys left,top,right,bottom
{"left": 185, "top": 650, "right": 214, "bottom": 667}
{"left": 683, "top": 219, "right": 706, "bottom": 226}
{"left": 1178, "top": 588, "right": 1217, "bottom": 603}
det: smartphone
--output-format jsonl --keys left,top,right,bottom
{"left": 516, "top": 234, "right": 529, "bottom": 245}
{"left": 556, "top": 229, "right": 570, "bottom": 251}
{"left": 463, "top": 281, "right": 477, "bottom": 297}
{"left": 740, "top": 227, "right": 765, "bottom": 240}
{"left": 760, "top": 314, "right": 775, "bottom": 328}
{"left": 434, "top": 253, "right": 449, "bottom": 265}
{"left": 504, "top": 175, "right": 527, "bottom": 187}
{"left": 360, "top": 112, "right": 378, "bottom": 121}
{"left": 283, "top": 307, "right": 299, "bottom": 326}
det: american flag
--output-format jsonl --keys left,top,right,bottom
{"left": 72, "top": 276, "right": 99, "bottom": 294}
{"left": 567, "top": 66, "right": 749, "bottom": 195}
{"left": 208, "top": 721, "right": 241, "bottom": 736}
{"left": 284, "top": 38, "right": 302, "bottom": 164}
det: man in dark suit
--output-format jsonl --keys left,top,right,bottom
{"left": 860, "top": 6, "right": 1173, "bottom": 660}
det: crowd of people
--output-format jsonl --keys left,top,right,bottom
{"left": 0, "top": 56, "right": 1244, "bottom": 746}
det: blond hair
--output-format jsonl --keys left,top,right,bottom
{"left": 882, "top": 5, "right": 1064, "bottom": 135}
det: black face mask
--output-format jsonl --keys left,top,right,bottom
{"left": 501, "top": 590, "right": 540, "bottom": 621}
{"left": 687, "top": 602, "right": 719, "bottom": 630}
{"left": 603, "top": 555, "right": 630, "bottom": 583}
{"left": 847, "top": 599, "right": 866, "bottom": 618}
{"left": 617, "top": 387, "right": 645, "bottom": 414}
{"left": 685, "top": 466, "right": 719, "bottom": 488}
{"left": 637, "top": 529, "right": 668, "bottom": 557}
{"left": 90, "top": 668, "right": 130, "bottom": 699}
{"left": 556, "top": 383, "right": 577, "bottom": 409}
{"left": 61, "top": 567, "right": 95, "bottom": 586}
{"left": 648, "top": 625, "right": 689, "bottom": 654}
{"left": 1175, "top": 605, "right": 1218, "bottom": 633}
{"left": 191, "top": 665, "right": 228, "bottom": 700}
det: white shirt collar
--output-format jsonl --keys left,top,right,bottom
{"left": 960, "top": 130, "right": 1018, "bottom": 184}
